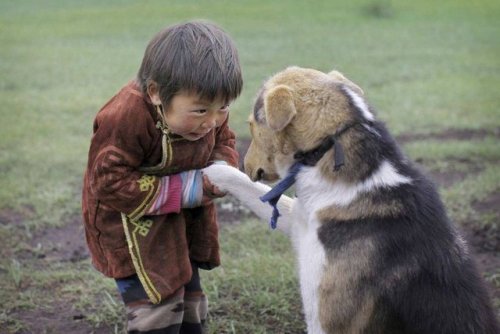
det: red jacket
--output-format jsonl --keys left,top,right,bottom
{"left": 81, "top": 81, "right": 238, "bottom": 303}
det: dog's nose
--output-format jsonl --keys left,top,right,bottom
{"left": 256, "top": 168, "right": 264, "bottom": 181}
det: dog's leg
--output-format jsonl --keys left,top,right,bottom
{"left": 203, "top": 164, "right": 293, "bottom": 235}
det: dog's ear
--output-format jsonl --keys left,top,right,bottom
{"left": 264, "top": 85, "right": 296, "bottom": 131}
{"left": 328, "top": 70, "right": 364, "bottom": 96}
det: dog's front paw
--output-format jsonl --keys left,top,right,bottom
{"left": 203, "top": 164, "right": 249, "bottom": 193}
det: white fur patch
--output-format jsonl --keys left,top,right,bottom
{"left": 296, "top": 160, "right": 412, "bottom": 213}
{"left": 342, "top": 86, "right": 375, "bottom": 121}
{"left": 291, "top": 202, "right": 327, "bottom": 334}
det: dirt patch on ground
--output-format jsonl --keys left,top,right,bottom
{"left": 416, "top": 157, "right": 486, "bottom": 189}
{"left": 0, "top": 208, "right": 32, "bottom": 227}
{"left": 461, "top": 191, "right": 500, "bottom": 303}
{"left": 469, "top": 192, "right": 500, "bottom": 253}
{"left": 26, "top": 215, "right": 89, "bottom": 263}
{"left": 15, "top": 306, "right": 114, "bottom": 334}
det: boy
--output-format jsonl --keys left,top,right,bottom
{"left": 81, "top": 21, "right": 242, "bottom": 333}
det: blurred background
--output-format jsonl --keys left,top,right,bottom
{"left": 1, "top": 0, "right": 499, "bottom": 333}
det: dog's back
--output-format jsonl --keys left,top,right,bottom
{"left": 317, "top": 121, "right": 499, "bottom": 333}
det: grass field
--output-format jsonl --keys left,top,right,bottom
{"left": 1, "top": 0, "right": 499, "bottom": 332}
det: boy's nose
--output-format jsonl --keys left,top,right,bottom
{"left": 202, "top": 116, "right": 217, "bottom": 129}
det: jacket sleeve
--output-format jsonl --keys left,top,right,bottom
{"left": 87, "top": 101, "right": 162, "bottom": 222}
{"left": 208, "top": 115, "right": 239, "bottom": 168}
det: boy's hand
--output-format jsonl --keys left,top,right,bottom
{"left": 202, "top": 174, "right": 227, "bottom": 201}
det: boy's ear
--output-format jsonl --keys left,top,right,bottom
{"left": 327, "top": 70, "right": 364, "bottom": 96}
{"left": 264, "top": 85, "right": 296, "bottom": 131}
{"left": 147, "top": 81, "right": 162, "bottom": 105}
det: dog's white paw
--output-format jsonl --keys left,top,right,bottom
{"left": 203, "top": 164, "right": 249, "bottom": 192}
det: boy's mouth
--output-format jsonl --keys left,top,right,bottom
{"left": 193, "top": 130, "right": 211, "bottom": 137}
{"left": 186, "top": 131, "right": 210, "bottom": 140}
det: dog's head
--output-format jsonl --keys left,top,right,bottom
{"left": 244, "top": 66, "right": 365, "bottom": 182}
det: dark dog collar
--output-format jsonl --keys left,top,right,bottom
{"left": 293, "top": 122, "right": 357, "bottom": 171}
{"left": 260, "top": 123, "right": 358, "bottom": 229}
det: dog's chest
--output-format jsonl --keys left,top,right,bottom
{"left": 291, "top": 201, "right": 327, "bottom": 332}
{"left": 291, "top": 201, "right": 326, "bottom": 275}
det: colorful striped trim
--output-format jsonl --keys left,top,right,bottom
{"left": 147, "top": 176, "right": 170, "bottom": 213}
{"left": 146, "top": 175, "right": 182, "bottom": 215}
{"left": 180, "top": 170, "right": 203, "bottom": 208}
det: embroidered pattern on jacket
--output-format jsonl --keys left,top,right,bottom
{"left": 131, "top": 218, "right": 153, "bottom": 237}
{"left": 121, "top": 213, "right": 162, "bottom": 304}
{"left": 128, "top": 175, "right": 160, "bottom": 222}
{"left": 137, "top": 175, "right": 155, "bottom": 192}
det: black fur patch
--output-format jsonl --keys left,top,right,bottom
{"left": 317, "top": 142, "right": 500, "bottom": 333}
{"left": 253, "top": 89, "right": 265, "bottom": 123}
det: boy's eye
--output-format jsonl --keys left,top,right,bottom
{"left": 220, "top": 105, "right": 230, "bottom": 112}
{"left": 193, "top": 109, "right": 207, "bottom": 114}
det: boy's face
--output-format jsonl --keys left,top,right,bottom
{"left": 152, "top": 90, "right": 230, "bottom": 141}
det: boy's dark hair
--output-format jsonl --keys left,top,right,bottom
{"left": 137, "top": 20, "right": 243, "bottom": 106}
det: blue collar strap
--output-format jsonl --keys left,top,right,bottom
{"left": 260, "top": 162, "right": 303, "bottom": 229}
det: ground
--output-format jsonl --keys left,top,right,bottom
{"left": 1, "top": 131, "right": 499, "bottom": 333}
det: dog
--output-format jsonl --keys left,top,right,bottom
{"left": 203, "top": 66, "right": 499, "bottom": 333}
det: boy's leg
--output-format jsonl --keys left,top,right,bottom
{"left": 116, "top": 275, "right": 185, "bottom": 334}
{"left": 180, "top": 263, "right": 208, "bottom": 334}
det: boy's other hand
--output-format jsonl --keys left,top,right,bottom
{"left": 202, "top": 175, "right": 226, "bottom": 205}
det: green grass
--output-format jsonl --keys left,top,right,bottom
{"left": 201, "top": 221, "right": 304, "bottom": 333}
{"left": 0, "top": 0, "right": 499, "bottom": 332}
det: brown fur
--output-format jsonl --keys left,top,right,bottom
{"left": 319, "top": 238, "right": 375, "bottom": 333}
{"left": 245, "top": 114, "right": 280, "bottom": 181}
{"left": 245, "top": 67, "right": 359, "bottom": 183}
{"left": 317, "top": 191, "right": 404, "bottom": 222}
